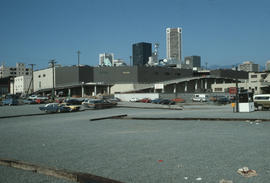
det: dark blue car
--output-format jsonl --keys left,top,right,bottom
{"left": 2, "top": 98, "right": 19, "bottom": 106}
{"left": 39, "top": 103, "right": 70, "bottom": 113}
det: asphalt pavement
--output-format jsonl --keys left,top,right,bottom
{"left": 0, "top": 103, "right": 270, "bottom": 183}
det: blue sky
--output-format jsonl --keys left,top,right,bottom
{"left": 1, "top": 0, "right": 270, "bottom": 69}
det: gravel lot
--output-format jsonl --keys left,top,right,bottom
{"left": 0, "top": 103, "right": 270, "bottom": 183}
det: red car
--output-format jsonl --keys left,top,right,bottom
{"left": 140, "top": 98, "right": 151, "bottom": 103}
{"left": 172, "top": 98, "right": 185, "bottom": 103}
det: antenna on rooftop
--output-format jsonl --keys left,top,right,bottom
{"left": 154, "top": 43, "right": 159, "bottom": 64}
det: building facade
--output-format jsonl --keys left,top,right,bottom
{"left": 184, "top": 56, "right": 201, "bottom": 68}
{"left": 239, "top": 61, "right": 259, "bottom": 72}
{"left": 132, "top": 42, "right": 152, "bottom": 66}
{"left": 113, "top": 59, "right": 127, "bottom": 67}
{"left": 33, "top": 68, "right": 54, "bottom": 92}
{"left": 166, "top": 27, "right": 182, "bottom": 62}
{"left": 99, "top": 53, "right": 114, "bottom": 66}
{"left": 211, "top": 72, "right": 270, "bottom": 94}
{"left": 93, "top": 66, "right": 193, "bottom": 84}
{"left": 265, "top": 60, "right": 270, "bottom": 71}
{"left": 10, "top": 75, "right": 32, "bottom": 95}
{"left": 0, "top": 62, "right": 32, "bottom": 78}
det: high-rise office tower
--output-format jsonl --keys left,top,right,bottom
{"left": 132, "top": 42, "right": 152, "bottom": 66}
{"left": 265, "top": 60, "right": 270, "bottom": 71}
{"left": 166, "top": 28, "right": 182, "bottom": 62}
{"left": 239, "top": 61, "right": 259, "bottom": 72}
{"left": 184, "top": 56, "right": 201, "bottom": 68}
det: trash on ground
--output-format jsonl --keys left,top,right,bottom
{"left": 237, "top": 166, "right": 258, "bottom": 177}
{"left": 184, "top": 177, "right": 188, "bottom": 180}
{"left": 195, "top": 177, "right": 202, "bottom": 181}
{"left": 219, "top": 179, "right": 233, "bottom": 183}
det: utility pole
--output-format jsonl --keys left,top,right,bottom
{"left": 28, "top": 64, "right": 35, "bottom": 94}
{"left": 77, "top": 50, "right": 81, "bottom": 66}
{"left": 235, "top": 66, "right": 239, "bottom": 112}
{"left": 48, "top": 60, "right": 56, "bottom": 101}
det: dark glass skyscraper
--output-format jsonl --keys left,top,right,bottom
{"left": 132, "top": 42, "right": 152, "bottom": 66}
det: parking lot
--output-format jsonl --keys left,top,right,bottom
{"left": 0, "top": 103, "right": 270, "bottom": 183}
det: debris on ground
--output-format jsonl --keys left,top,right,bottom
{"left": 237, "top": 167, "right": 258, "bottom": 177}
{"left": 219, "top": 179, "right": 233, "bottom": 183}
{"left": 184, "top": 177, "right": 188, "bottom": 180}
{"left": 195, "top": 177, "right": 202, "bottom": 181}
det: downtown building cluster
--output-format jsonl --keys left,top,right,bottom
{"left": 1, "top": 27, "right": 270, "bottom": 97}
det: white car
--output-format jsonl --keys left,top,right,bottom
{"left": 192, "top": 94, "right": 209, "bottom": 102}
{"left": 129, "top": 97, "right": 140, "bottom": 102}
{"left": 28, "top": 95, "right": 38, "bottom": 100}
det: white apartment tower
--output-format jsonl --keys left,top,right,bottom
{"left": 166, "top": 27, "right": 182, "bottom": 62}
{"left": 99, "top": 53, "right": 114, "bottom": 66}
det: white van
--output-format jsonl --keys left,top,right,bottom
{"left": 192, "top": 94, "right": 209, "bottom": 102}
{"left": 253, "top": 94, "right": 270, "bottom": 110}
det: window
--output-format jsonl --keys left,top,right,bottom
{"left": 39, "top": 81, "right": 41, "bottom": 88}
{"left": 214, "top": 88, "right": 222, "bottom": 92}
{"left": 43, "top": 74, "right": 46, "bottom": 77}
{"left": 251, "top": 75, "right": 257, "bottom": 78}
{"left": 38, "top": 75, "right": 41, "bottom": 78}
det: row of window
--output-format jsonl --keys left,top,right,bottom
{"left": 38, "top": 74, "right": 46, "bottom": 78}
{"left": 9, "top": 72, "right": 29, "bottom": 75}
{"left": 154, "top": 72, "right": 181, "bottom": 76}
{"left": 9, "top": 68, "right": 30, "bottom": 71}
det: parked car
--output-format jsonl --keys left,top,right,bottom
{"left": 64, "top": 99, "right": 82, "bottom": 105}
{"left": 254, "top": 94, "right": 270, "bottom": 110}
{"left": 108, "top": 97, "right": 121, "bottom": 103}
{"left": 140, "top": 98, "right": 151, "bottom": 103}
{"left": 39, "top": 103, "right": 71, "bottom": 113}
{"left": 151, "top": 98, "right": 163, "bottom": 104}
{"left": 159, "top": 99, "right": 175, "bottom": 105}
{"left": 64, "top": 104, "right": 80, "bottom": 112}
{"left": 172, "top": 98, "right": 185, "bottom": 103}
{"left": 2, "top": 98, "right": 19, "bottom": 106}
{"left": 192, "top": 94, "right": 209, "bottom": 102}
{"left": 214, "top": 96, "right": 230, "bottom": 105}
{"left": 83, "top": 99, "right": 117, "bottom": 109}
{"left": 129, "top": 97, "right": 140, "bottom": 102}
{"left": 36, "top": 98, "right": 47, "bottom": 104}
{"left": 28, "top": 95, "right": 38, "bottom": 100}
{"left": 23, "top": 99, "right": 37, "bottom": 104}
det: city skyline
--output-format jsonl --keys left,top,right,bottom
{"left": 1, "top": 0, "right": 270, "bottom": 69}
